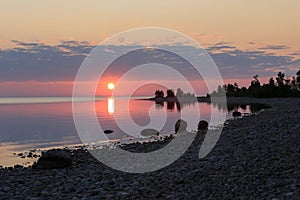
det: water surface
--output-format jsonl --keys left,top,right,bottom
{"left": 0, "top": 97, "right": 254, "bottom": 166}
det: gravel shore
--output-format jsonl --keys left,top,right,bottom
{"left": 1, "top": 98, "right": 300, "bottom": 199}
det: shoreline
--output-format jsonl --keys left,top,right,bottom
{"left": 1, "top": 98, "right": 300, "bottom": 199}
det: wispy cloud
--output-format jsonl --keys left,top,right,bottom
{"left": 258, "top": 45, "right": 289, "bottom": 50}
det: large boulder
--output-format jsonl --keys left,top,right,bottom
{"left": 175, "top": 119, "right": 187, "bottom": 133}
{"left": 32, "top": 149, "right": 72, "bottom": 169}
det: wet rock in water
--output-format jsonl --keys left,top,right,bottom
{"left": 104, "top": 130, "right": 114, "bottom": 134}
{"left": 175, "top": 119, "right": 187, "bottom": 133}
{"left": 233, "top": 111, "right": 242, "bottom": 117}
{"left": 197, "top": 120, "right": 209, "bottom": 130}
{"left": 17, "top": 153, "right": 23, "bottom": 157}
{"left": 32, "top": 149, "right": 72, "bottom": 169}
{"left": 140, "top": 128, "right": 159, "bottom": 136}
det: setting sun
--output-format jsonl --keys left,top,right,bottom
{"left": 107, "top": 83, "right": 115, "bottom": 90}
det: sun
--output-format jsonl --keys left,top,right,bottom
{"left": 107, "top": 83, "right": 115, "bottom": 90}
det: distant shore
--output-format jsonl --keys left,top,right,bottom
{"left": 1, "top": 98, "right": 300, "bottom": 199}
{"left": 138, "top": 95, "right": 271, "bottom": 104}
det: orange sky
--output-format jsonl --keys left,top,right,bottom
{"left": 1, "top": 0, "right": 300, "bottom": 52}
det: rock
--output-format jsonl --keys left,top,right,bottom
{"left": 17, "top": 153, "right": 23, "bottom": 156}
{"left": 140, "top": 128, "right": 159, "bottom": 136}
{"left": 27, "top": 152, "right": 33, "bottom": 158}
{"left": 175, "top": 119, "right": 187, "bottom": 133}
{"left": 233, "top": 111, "right": 242, "bottom": 117}
{"left": 104, "top": 129, "right": 114, "bottom": 134}
{"left": 285, "top": 192, "right": 294, "bottom": 197}
{"left": 197, "top": 120, "right": 209, "bottom": 130}
{"left": 32, "top": 149, "right": 72, "bottom": 169}
{"left": 14, "top": 164, "right": 23, "bottom": 169}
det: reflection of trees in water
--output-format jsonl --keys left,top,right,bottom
{"left": 155, "top": 101, "right": 164, "bottom": 108}
{"left": 210, "top": 101, "right": 270, "bottom": 113}
{"left": 154, "top": 96, "right": 270, "bottom": 113}
{"left": 155, "top": 98, "right": 197, "bottom": 112}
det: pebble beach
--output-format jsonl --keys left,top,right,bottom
{"left": 0, "top": 98, "right": 300, "bottom": 199}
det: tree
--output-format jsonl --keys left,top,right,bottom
{"left": 233, "top": 82, "right": 240, "bottom": 92}
{"left": 276, "top": 72, "right": 285, "bottom": 87}
{"left": 251, "top": 75, "right": 261, "bottom": 87}
{"left": 217, "top": 85, "right": 225, "bottom": 95}
{"left": 269, "top": 77, "right": 275, "bottom": 87}
{"left": 249, "top": 75, "right": 261, "bottom": 97}
{"left": 296, "top": 70, "right": 300, "bottom": 90}
{"left": 166, "top": 89, "right": 175, "bottom": 98}
{"left": 155, "top": 90, "right": 164, "bottom": 98}
{"left": 176, "top": 88, "right": 184, "bottom": 97}
{"left": 226, "top": 84, "right": 235, "bottom": 93}
{"left": 291, "top": 76, "right": 297, "bottom": 91}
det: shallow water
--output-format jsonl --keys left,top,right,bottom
{"left": 0, "top": 96, "right": 254, "bottom": 166}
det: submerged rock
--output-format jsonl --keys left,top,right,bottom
{"left": 32, "top": 149, "right": 72, "bottom": 169}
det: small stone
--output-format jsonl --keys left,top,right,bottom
{"left": 285, "top": 192, "right": 294, "bottom": 197}
{"left": 104, "top": 130, "right": 114, "bottom": 134}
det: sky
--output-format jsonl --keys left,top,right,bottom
{"left": 0, "top": 0, "right": 300, "bottom": 96}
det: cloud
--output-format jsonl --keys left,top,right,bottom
{"left": 258, "top": 45, "right": 289, "bottom": 50}
{"left": 289, "top": 51, "right": 300, "bottom": 56}
{"left": 0, "top": 40, "right": 299, "bottom": 83}
{"left": 207, "top": 45, "right": 300, "bottom": 78}
{"left": 0, "top": 41, "right": 92, "bottom": 81}
{"left": 207, "top": 45, "right": 236, "bottom": 52}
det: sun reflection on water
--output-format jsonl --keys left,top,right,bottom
{"left": 108, "top": 98, "right": 115, "bottom": 114}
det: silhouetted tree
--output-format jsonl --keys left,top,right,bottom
{"left": 155, "top": 90, "right": 164, "bottom": 98}
{"left": 176, "top": 88, "right": 184, "bottom": 97}
{"left": 297, "top": 70, "right": 300, "bottom": 90}
{"left": 276, "top": 72, "right": 285, "bottom": 87}
{"left": 234, "top": 82, "right": 240, "bottom": 92}
{"left": 166, "top": 89, "right": 175, "bottom": 98}
{"left": 269, "top": 77, "right": 275, "bottom": 87}
{"left": 212, "top": 71, "right": 300, "bottom": 98}
{"left": 248, "top": 75, "right": 261, "bottom": 97}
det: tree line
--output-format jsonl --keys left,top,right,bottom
{"left": 155, "top": 88, "right": 196, "bottom": 98}
{"left": 210, "top": 70, "right": 300, "bottom": 98}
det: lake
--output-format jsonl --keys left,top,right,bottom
{"left": 0, "top": 97, "right": 254, "bottom": 167}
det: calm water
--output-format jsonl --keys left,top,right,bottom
{"left": 0, "top": 97, "right": 252, "bottom": 166}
